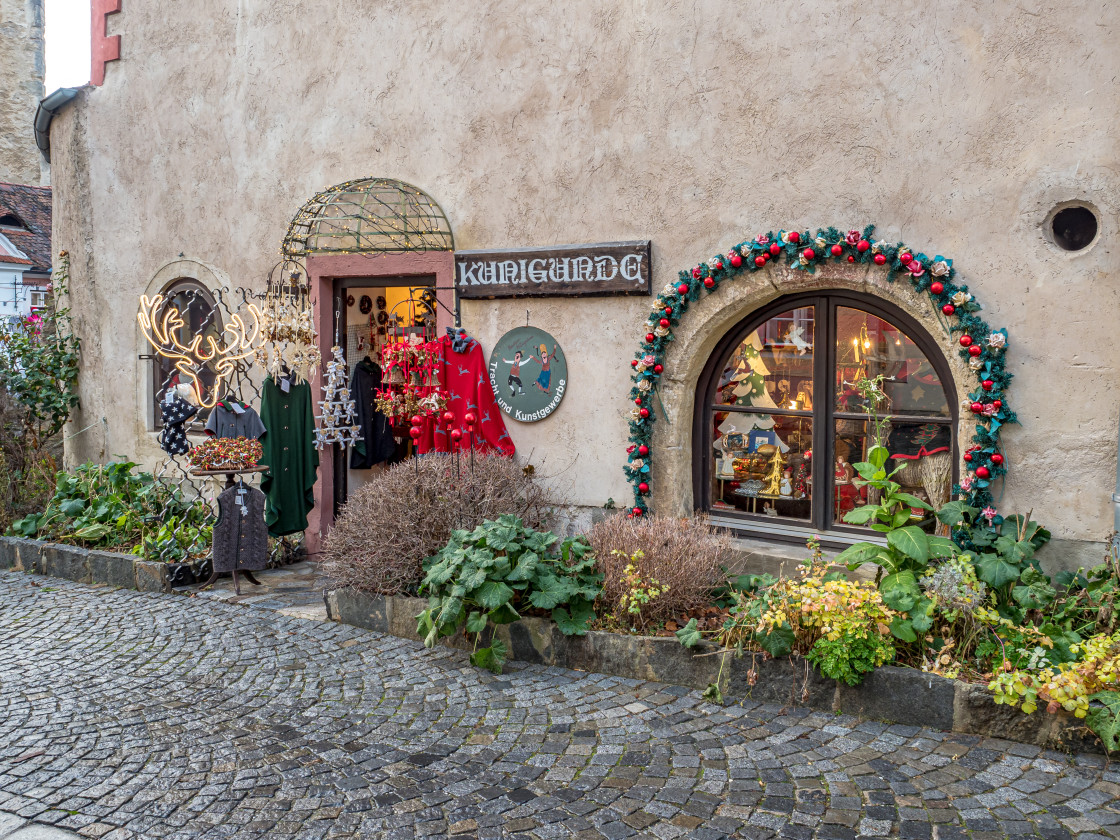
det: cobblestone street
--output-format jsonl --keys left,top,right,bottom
{"left": 1, "top": 573, "right": 1118, "bottom": 840}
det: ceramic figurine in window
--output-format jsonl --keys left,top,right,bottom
{"left": 835, "top": 457, "right": 853, "bottom": 485}
{"left": 779, "top": 468, "right": 793, "bottom": 497}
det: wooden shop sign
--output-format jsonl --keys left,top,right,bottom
{"left": 455, "top": 240, "right": 652, "bottom": 299}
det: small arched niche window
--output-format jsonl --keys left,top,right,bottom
{"left": 695, "top": 292, "right": 957, "bottom": 541}
{"left": 150, "top": 279, "right": 222, "bottom": 427}
{"left": 0, "top": 213, "right": 27, "bottom": 230}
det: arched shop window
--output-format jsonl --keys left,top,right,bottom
{"left": 150, "top": 280, "right": 222, "bottom": 427}
{"left": 695, "top": 292, "right": 957, "bottom": 541}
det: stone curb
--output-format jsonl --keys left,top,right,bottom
{"left": 324, "top": 587, "right": 1104, "bottom": 754}
{"left": 0, "top": 536, "right": 171, "bottom": 594}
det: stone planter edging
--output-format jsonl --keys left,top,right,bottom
{"left": 0, "top": 536, "right": 171, "bottom": 593}
{"left": 324, "top": 587, "right": 1104, "bottom": 754}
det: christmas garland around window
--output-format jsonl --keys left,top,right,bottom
{"left": 625, "top": 225, "right": 1014, "bottom": 525}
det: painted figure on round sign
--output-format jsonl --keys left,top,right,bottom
{"left": 503, "top": 350, "right": 528, "bottom": 397}
{"left": 532, "top": 343, "right": 559, "bottom": 393}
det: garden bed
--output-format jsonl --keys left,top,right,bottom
{"left": 323, "top": 586, "right": 1103, "bottom": 754}
{"left": 0, "top": 536, "right": 173, "bottom": 593}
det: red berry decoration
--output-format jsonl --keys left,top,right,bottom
{"left": 730, "top": 254, "right": 742, "bottom": 268}
{"left": 874, "top": 253, "right": 887, "bottom": 265}
{"left": 704, "top": 277, "right": 715, "bottom": 288}
{"left": 975, "top": 466, "right": 990, "bottom": 479}
{"left": 963, "top": 452, "right": 972, "bottom": 462}
{"left": 638, "top": 444, "right": 649, "bottom": 455}
{"left": 638, "top": 482, "right": 649, "bottom": 494}
{"left": 929, "top": 281, "right": 944, "bottom": 295}
{"left": 857, "top": 239, "right": 870, "bottom": 252}
{"left": 645, "top": 333, "right": 655, "bottom": 343}
{"left": 769, "top": 243, "right": 781, "bottom": 256}
{"left": 754, "top": 256, "right": 766, "bottom": 267}
{"left": 847, "top": 255, "right": 855, "bottom": 263}
{"left": 677, "top": 283, "right": 689, "bottom": 295}
{"left": 942, "top": 304, "right": 955, "bottom": 315}
{"left": 971, "top": 402, "right": 983, "bottom": 414}
{"left": 659, "top": 318, "right": 670, "bottom": 328}
{"left": 959, "top": 335, "right": 972, "bottom": 347}
{"left": 991, "top": 453, "right": 1004, "bottom": 465}
{"left": 982, "top": 379, "right": 994, "bottom": 391}
{"left": 968, "top": 345, "right": 982, "bottom": 357}
{"left": 630, "top": 359, "right": 638, "bottom": 368}
{"left": 803, "top": 248, "right": 815, "bottom": 261}
{"left": 691, "top": 267, "right": 701, "bottom": 279}
{"left": 639, "top": 407, "right": 650, "bottom": 418}
{"left": 899, "top": 252, "right": 913, "bottom": 265}
{"left": 464, "top": 412, "right": 476, "bottom": 426}
{"left": 788, "top": 231, "right": 800, "bottom": 244}
{"left": 831, "top": 244, "right": 843, "bottom": 256}
{"left": 653, "top": 364, "right": 663, "bottom": 373}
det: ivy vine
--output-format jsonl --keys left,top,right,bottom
{"left": 625, "top": 225, "right": 1014, "bottom": 528}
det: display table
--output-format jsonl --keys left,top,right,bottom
{"left": 190, "top": 466, "right": 269, "bottom": 594}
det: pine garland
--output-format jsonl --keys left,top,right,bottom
{"left": 625, "top": 225, "right": 1014, "bottom": 526}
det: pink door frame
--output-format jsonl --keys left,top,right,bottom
{"left": 304, "top": 251, "right": 456, "bottom": 556}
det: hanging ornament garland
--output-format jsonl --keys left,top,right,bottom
{"left": 255, "top": 260, "right": 322, "bottom": 384}
{"left": 314, "top": 345, "right": 362, "bottom": 449}
{"left": 625, "top": 224, "right": 1015, "bottom": 528}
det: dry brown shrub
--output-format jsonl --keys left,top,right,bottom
{"left": 587, "top": 513, "right": 731, "bottom": 626}
{"left": 321, "top": 454, "right": 553, "bottom": 594}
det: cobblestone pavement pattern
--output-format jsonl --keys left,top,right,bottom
{"left": 1, "top": 573, "right": 1118, "bottom": 840}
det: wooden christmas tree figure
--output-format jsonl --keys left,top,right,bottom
{"left": 314, "top": 345, "right": 362, "bottom": 449}
{"left": 762, "top": 447, "right": 786, "bottom": 496}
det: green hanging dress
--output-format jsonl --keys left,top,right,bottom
{"left": 259, "top": 375, "right": 319, "bottom": 537}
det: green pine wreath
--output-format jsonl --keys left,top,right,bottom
{"left": 625, "top": 225, "right": 1013, "bottom": 525}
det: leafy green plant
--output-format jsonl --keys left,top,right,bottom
{"left": 416, "top": 516, "right": 603, "bottom": 673}
{"left": 8, "top": 461, "right": 214, "bottom": 563}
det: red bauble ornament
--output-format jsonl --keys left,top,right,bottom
{"left": 968, "top": 345, "right": 982, "bottom": 357}
{"left": 873, "top": 253, "right": 886, "bottom": 265}
{"left": 993, "top": 400, "right": 1002, "bottom": 408}
{"left": 664, "top": 306, "right": 672, "bottom": 315}
{"left": 857, "top": 240, "right": 870, "bottom": 252}
{"left": 788, "top": 231, "right": 800, "bottom": 243}
{"left": 677, "top": 283, "right": 689, "bottom": 295}
{"left": 754, "top": 256, "right": 766, "bottom": 267}
{"left": 959, "top": 335, "right": 972, "bottom": 347}
{"left": 929, "top": 281, "right": 944, "bottom": 295}
{"left": 963, "top": 452, "right": 972, "bottom": 462}
{"left": 970, "top": 402, "right": 983, "bottom": 414}
{"left": 713, "top": 260, "right": 723, "bottom": 271}
{"left": 442, "top": 411, "right": 455, "bottom": 425}
{"left": 639, "top": 408, "right": 650, "bottom": 418}
{"left": 659, "top": 318, "right": 670, "bottom": 328}
{"left": 634, "top": 398, "right": 642, "bottom": 406}
{"left": 653, "top": 364, "right": 663, "bottom": 373}
{"left": 762, "top": 251, "right": 771, "bottom": 261}
{"left": 830, "top": 244, "right": 843, "bottom": 256}
{"left": 802, "top": 248, "right": 815, "bottom": 261}
{"left": 410, "top": 415, "right": 422, "bottom": 427}
{"left": 632, "top": 507, "right": 643, "bottom": 517}
{"left": 730, "top": 254, "right": 742, "bottom": 268}
{"left": 899, "top": 252, "right": 913, "bottom": 265}
{"left": 631, "top": 359, "right": 638, "bottom": 368}
{"left": 464, "top": 412, "right": 476, "bottom": 426}
{"left": 942, "top": 304, "right": 955, "bottom": 315}
{"left": 982, "top": 379, "right": 994, "bottom": 391}
{"left": 646, "top": 333, "right": 655, "bottom": 343}
{"left": 991, "top": 453, "right": 1004, "bottom": 465}
{"left": 638, "top": 482, "right": 649, "bottom": 494}
{"left": 704, "top": 277, "right": 715, "bottom": 288}
{"left": 408, "top": 426, "right": 421, "bottom": 439}
{"left": 975, "top": 466, "right": 990, "bottom": 479}
{"left": 769, "top": 243, "right": 781, "bottom": 256}
{"left": 691, "top": 267, "right": 701, "bottom": 279}
{"left": 847, "top": 255, "right": 855, "bottom": 263}
{"left": 450, "top": 428, "right": 463, "bottom": 442}
{"left": 638, "top": 445, "right": 649, "bottom": 455}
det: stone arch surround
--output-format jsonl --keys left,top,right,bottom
{"left": 651, "top": 260, "right": 974, "bottom": 517}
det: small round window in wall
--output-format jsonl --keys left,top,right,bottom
{"left": 1051, "top": 205, "right": 1098, "bottom": 251}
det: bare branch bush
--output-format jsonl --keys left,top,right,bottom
{"left": 587, "top": 513, "right": 732, "bottom": 625}
{"left": 321, "top": 454, "right": 555, "bottom": 594}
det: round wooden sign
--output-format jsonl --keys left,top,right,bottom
{"left": 488, "top": 327, "right": 567, "bottom": 422}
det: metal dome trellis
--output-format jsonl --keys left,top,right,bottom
{"left": 282, "top": 178, "right": 454, "bottom": 257}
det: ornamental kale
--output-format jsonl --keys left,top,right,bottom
{"left": 416, "top": 516, "right": 602, "bottom": 673}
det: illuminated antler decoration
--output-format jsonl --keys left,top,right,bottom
{"left": 138, "top": 294, "right": 263, "bottom": 409}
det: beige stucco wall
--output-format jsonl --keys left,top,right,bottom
{"left": 51, "top": 0, "right": 1120, "bottom": 563}
{"left": 0, "top": 0, "right": 44, "bottom": 185}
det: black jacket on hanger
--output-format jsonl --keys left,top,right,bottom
{"left": 349, "top": 358, "right": 397, "bottom": 468}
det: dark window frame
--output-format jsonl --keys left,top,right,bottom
{"left": 150, "top": 279, "right": 221, "bottom": 429}
{"left": 693, "top": 290, "right": 959, "bottom": 542}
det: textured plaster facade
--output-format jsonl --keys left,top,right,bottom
{"left": 0, "top": 0, "right": 44, "bottom": 185}
{"left": 50, "top": 0, "right": 1120, "bottom": 563}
